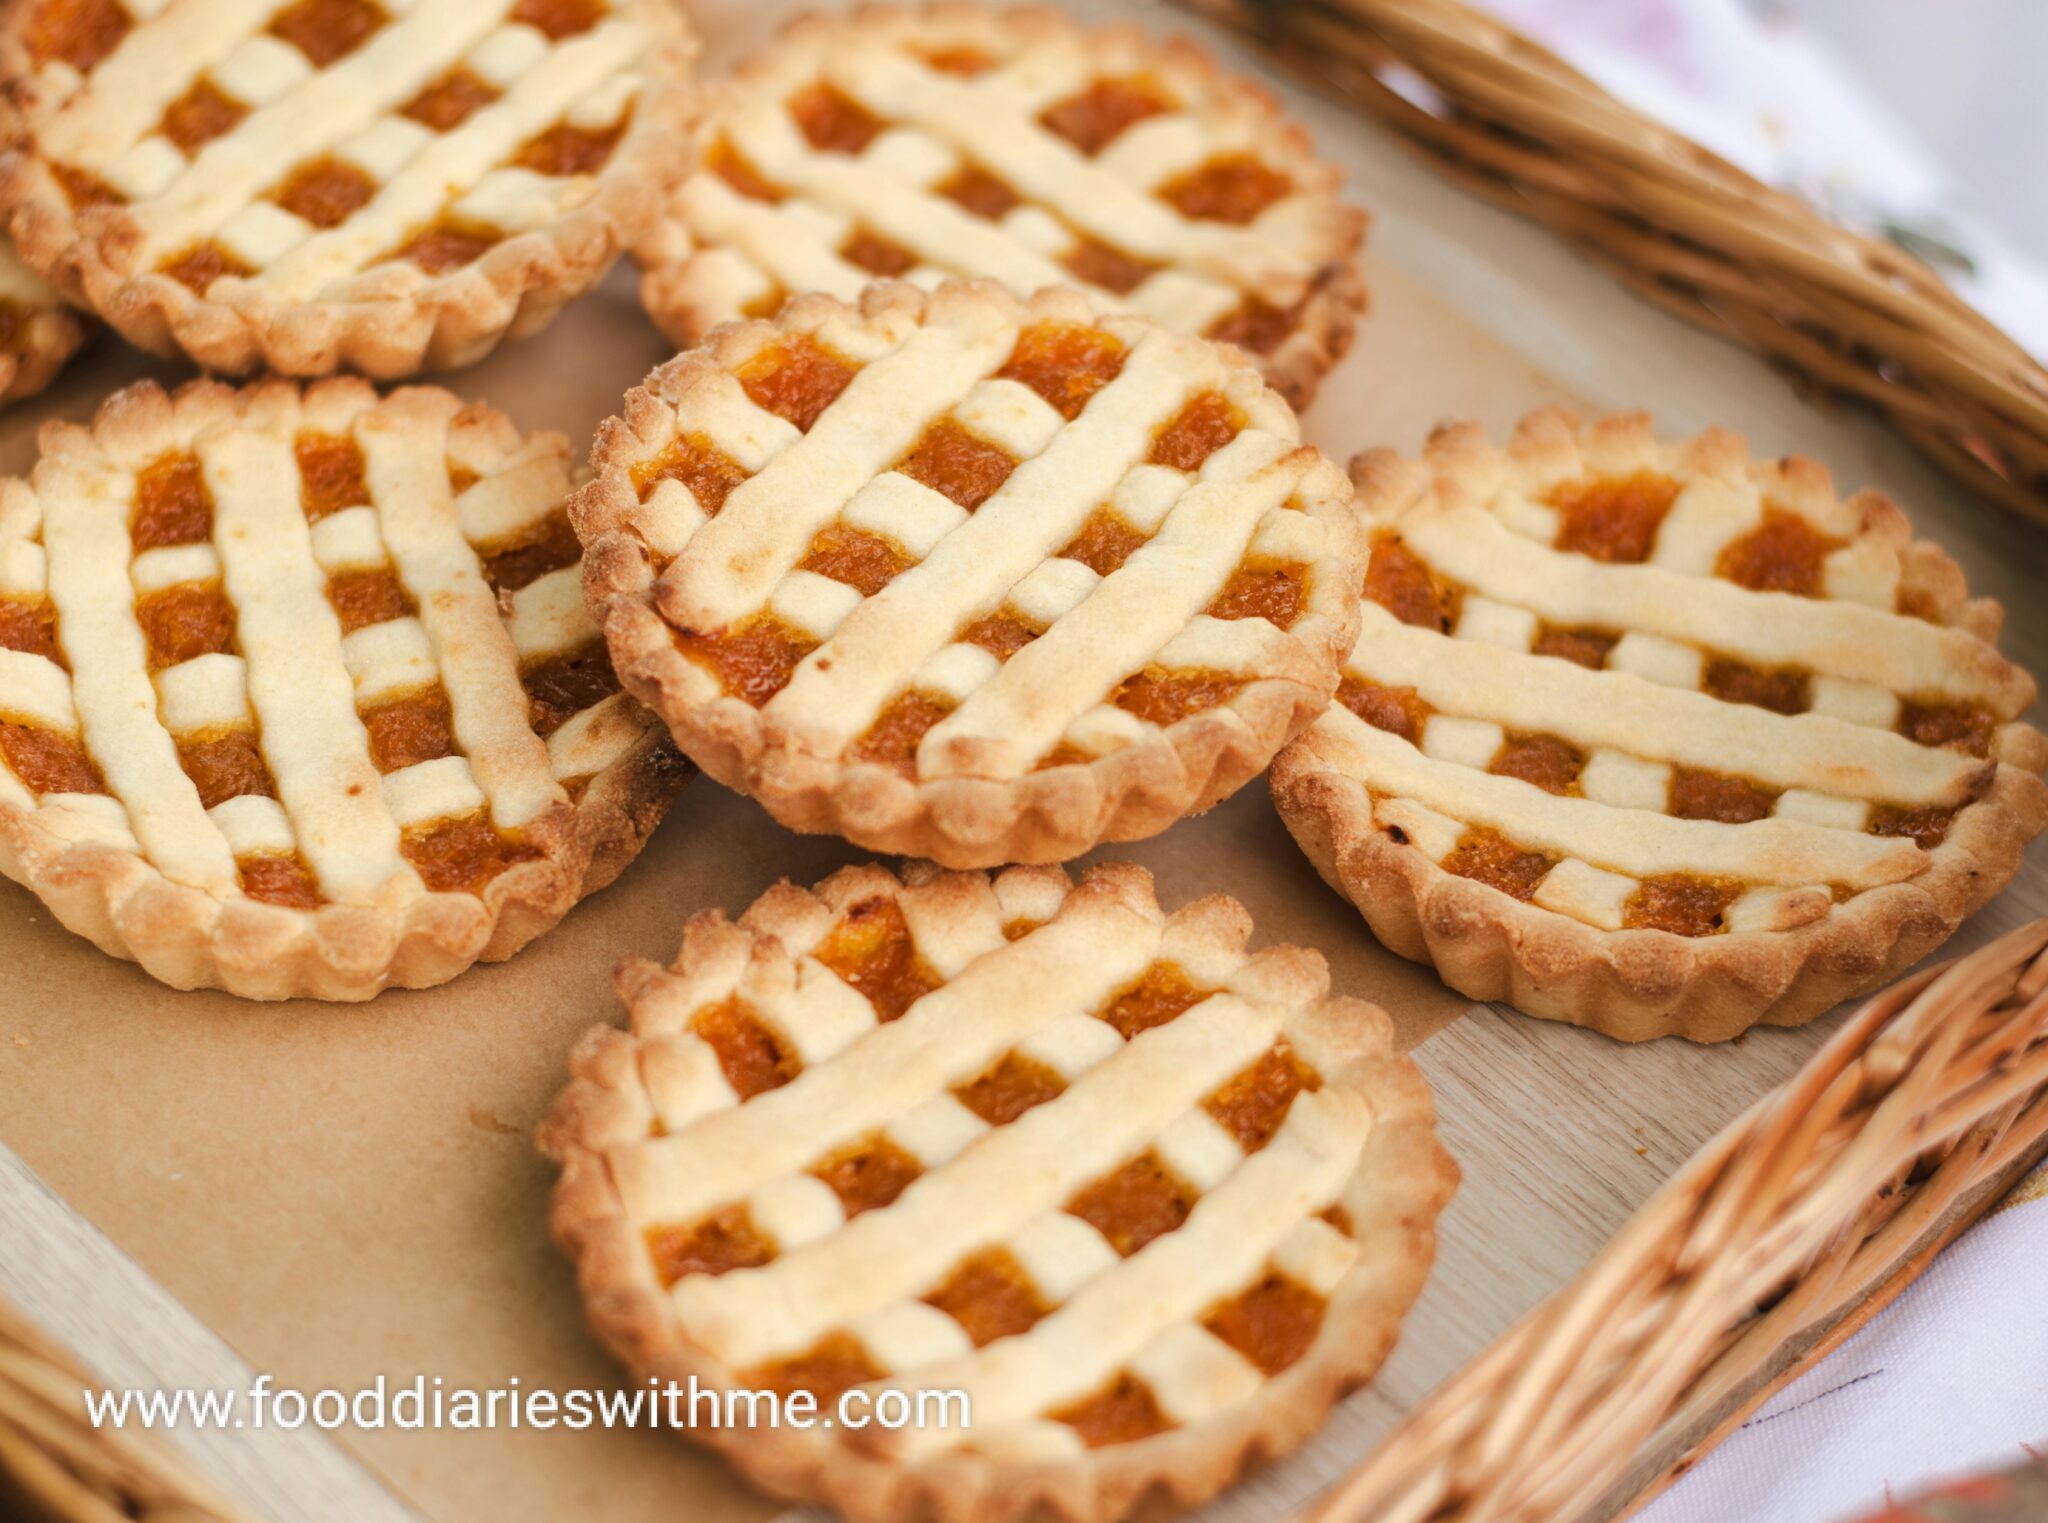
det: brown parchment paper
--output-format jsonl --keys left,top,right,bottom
{"left": 4, "top": 1, "right": 2047, "bottom": 1520}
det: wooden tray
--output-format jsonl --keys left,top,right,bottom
{"left": 2, "top": 2, "right": 2045, "bottom": 1521}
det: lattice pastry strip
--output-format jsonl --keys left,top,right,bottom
{"left": 577, "top": 280, "right": 1364, "bottom": 867}
{"left": 0, "top": 0, "right": 695, "bottom": 376}
{"left": 543, "top": 860, "right": 1455, "bottom": 1523}
{"left": 637, "top": 3, "right": 1366, "bottom": 407}
{"left": 1272, "top": 409, "right": 2048, "bottom": 1043}
{"left": 0, "top": 236, "right": 89, "bottom": 405}
{"left": 0, "top": 377, "right": 688, "bottom": 1000}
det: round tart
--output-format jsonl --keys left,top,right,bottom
{"left": 0, "top": 378, "right": 688, "bottom": 1000}
{"left": 0, "top": 237, "right": 89, "bottom": 406}
{"left": 0, "top": 0, "right": 695, "bottom": 377}
{"left": 636, "top": 4, "right": 1366, "bottom": 407}
{"left": 543, "top": 859, "right": 1454, "bottom": 1523}
{"left": 576, "top": 281, "right": 1366, "bottom": 868}
{"left": 1271, "top": 409, "right": 2048, "bottom": 1043}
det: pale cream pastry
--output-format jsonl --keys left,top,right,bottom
{"left": 0, "top": 0, "right": 695, "bottom": 376}
{"left": 637, "top": 3, "right": 1365, "bottom": 407}
{"left": 0, "top": 378, "right": 687, "bottom": 1000}
{"left": 575, "top": 281, "right": 1366, "bottom": 868}
{"left": 1271, "top": 408, "right": 2048, "bottom": 1042}
{"left": 543, "top": 859, "right": 1455, "bottom": 1523}
{"left": 0, "top": 237, "right": 89, "bottom": 406}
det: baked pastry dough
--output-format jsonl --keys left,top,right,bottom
{"left": 1271, "top": 409, "right": 2048, "bottom": 1042}
{"left": 0, "top": 237, "right": 89, "bottom": 406}
{"left": 0, "top": 0, "right": 695, "bottom": 377}
{"left": 543, "top": 859, "right": 1454, "bottom": 1523}
{"left": 637, "top": 3, "right": 1365, "bottom": 407}
{"left": 0, "top": 377, "right": 687, "bottom": 1000}
{"left": 576, "top": 281, "right": 1365, "bottom": 868}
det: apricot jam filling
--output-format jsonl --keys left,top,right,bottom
{"left": 160, "top": 79, "right": 247, "bottom": 154}
{"left": 959, "top": 606, "right": 1043, "bottom": 660}
{"left": 1209, "top": 296, "right": 1300, "bottom": 358}
{"left": 1203, "top": 1272, "right": 1325, "bottom": 1374}
{"left": 137, "top": 583, "right": 237, "bottom": 670}
{"left": 996, "top": 321, "right": 1127, "bottom": 420}
{"left": 1625, "top": 874, "right": 1740, "bottom": 936}
{"left": 238, "top": 852, "right": 323, "bottom": 909}
{"left": 522, "top": 641, "right": 621, "bottom": 737}
{"left": 1489, "top": 732, "right": 1583, "bottom": 796}
{"left": 841, "top": 228, "right": 916, "bottom": 278}
{"left": 736, "top": 337, "right": 855, "bottom": 433}
{"left": 1058, "top": 509, "right": 1147, "bottom": 576}
{"left": 1669, "top": 765, "right": 1777, "bottom": 824}
{"left": 294, "top": 431, "right": 371, "bottom": 519}
{"left": 634, "top": 432, "right": 750, "bottom": 511}
{"left": 325, "top": 568, "right": 411, "bottom": 634}
{"left": 175, "top": 728, "right": 275, "bottom": 809}
{"left": 810, "top": 1134, "right": 923, "bottom": 1217}
{"left": 708, "top": 139, "right": 782, "bottom": 202}
{"left": 688, "top": 995, "right": 797, "bottom": 1100}
{"left": 480, "top": 511, "right": 581, "bottom": 593}
{"left": 1549, "top": 472, "right": 1680, "bottom": 564}
{"left": 677, "top": 616, "right": 814, "bottom": 707}
{"left": 267, "top": 0, "right": 386, "bottom": 66}
{"left": 132, "top": 451, "right": 214, "bottom": 551}
{"left": 269, "top": 156, "right": 374, "bottom": 229}
{"left": 1338, "top": 676, "right": 1431, "bottom": 743}
{"left": 1205, "top": 1042, "right": 1318, "bottom": 1152}
{"left": 1113, "top": 667, "right": 1242, "bottom": 726}
{"left": 897, "top": 419, "right": 1016, "bottom": 510}
{"left": 0, "top": 721, "right": 105, "bottom": 795}
{"left": 1899, "top": 698, "right": 1996, "bottom": 757}
{"left": 1097, "top": 962, "right": 1209, "bottom": 1040}
{"left": 1869, "top": 803, "right": 1957, "bottom": 849}
{"left": 1364, "top": 536, "right": 1457, "bottom": 632}
{"left": 511, "top": 0, "right": 604, "bottom": 41}
{"left": 400, "top": 811, "right": 539, "bottom": 895}
{"left": 1040, "top": 77, "right": 1173, "bottom": 156}
{"left": 401, "top": 66, "right": 500, "bottom": 131}
{"left": 1445, "top": 828, "right": 1555, "bottom": 901}
{"left": 849, "top": 690, "right": 952, "bottom": 776}
{"left": 648, "top": 1205, "right": 774, "bottom": 1287}
{"left": 1148, "top": 392, "right": 1243, "bottom": 472}
{"left": 513, "top": 117, "right": 627, "bottom": 177}
{"left": 790, "top": 84, "right": 883, "bottom": 154}
{"left": 1532, "top": 623, "right": 1618, "bottom": 670}
{"left": 392, "top": 219, "right": 502, "bottom": 274}
{"left": 54, "top": 164, "right": 123, "bottom": 210}
{"left": 1068, "top": 1153, "right": 1194, "bottom": 1257}
{"left": 918, "top": 45, "right": 994, "bottom": 76}
{"left": 954, "top": 1051, "right": 1066, "bottom": 1125}
{"left": 1061, "top": 236, "right": 1157, "bottom": 296}
{"left": 1208, "top": 560, "right": 1307, "bottom": 628}
{"left": 1716, "top": 509, "right": 1842, "bottom": 597}
{"left": 0, "top": 598, "right": 60, "bottom": 662}
{"left": 1704, "top": 658, "right": 1807, "bottom": 716}
{"left": 925, "top": 1248, "right": 1047, "bottom": 1347}
{"left": 799, "top": 525, "right": 912, "bottom": 597}
{"left": 938, "top": 165, "right": 1021, "bottom": 220}
{"left": 813, "top": 895, "right": 939, "bottom": 1022}
{"left": 27, "top": 0, "right": 129, "bottom": 70}
{"left": 748, "top": 1333, "right": 881, "bottom": 1403}
{"left": 363, "top": 689, "right": 456, "bottom": 772}
{"left": 1160, "top": 154, "right": 1292, "bottom": 225}
{"left": 1052, "top": 1373, "right": 1172, "bottom": 1448}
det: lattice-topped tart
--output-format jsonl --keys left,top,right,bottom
{"left": 576, "top": 281, "right": 1365, "bottom": 868}
{"left": 0, "top": 378, "right": 688, "bottom": 1000}
{"left": 0, "top": 238, "right": 89, "bottom": 406}
{"left": 0, "top": 0, "right": 695, "bottom": 377}
{"left": 1271, "top": 410, "right": 2048, "bottom": 1043}
{"left": 636, "top": 4, "right": 1365, "bottom": 407}
{"left": 543, "top": 860, "right": 1454, "bottom": 1523}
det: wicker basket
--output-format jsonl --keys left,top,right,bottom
{"left": 1181, "top": 0, "right": 2048, "bottom": 528}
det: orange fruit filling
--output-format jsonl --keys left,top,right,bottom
{"left": 510, "top": 0, "right": 604, "bottom": 41}
{"left": 1337, "top": 676, "right": 1431, "bottom": 743}
{"left": 1203, "top": 1272, "right": 1325, "bottom": 1374}
{"left": 399, "top": 811, "right": 539, "bottom": 895}
{"left": 691, "top": 996, "right": 797, "bottom": 1100}
{"left": 676, "top": 616, "right": 814, "bottom": 708}
{"left": 26, "top": 0, "right": 129, "bottom": 70}
{"left": 1703, "top": 658, "right": 1808, "bottom": 716}
{"left": 131, "top": 452, "right": 215, "bottom": 551}
{"left": 1148, "top": 392, "right": 1242, "bottom": 472}
{"left": 1058, "top": 509, "right": 1147, "bottom": 576}
{"left": 1489, "top": 732, "right": 1583, "bottom": 796}
{"left": 1625, "top": 874, "right": 1740, "bottom": 936}
{"left": 1096, "top": 962, "right": 1208, "bottom": 1040}
{"left": 1444, "top": 828, "right": 1556, "bottom": 902}
{"left": 1208, "top": 560, "right": 1307, "bottom": 628}
{"left": 362, "top": 690, "right": 457, "bottom": 773}
{"left": 633, "top": 432, "right": 749, "bottom": 511}
{"left": 1532, "top": 623, "right": 1618, "bottom": 670}
{"left": 848, "top": 689, "right": 952, "bottom": 776}
{"left": 736, "top": 338, "right": 855, "bottom": 434}
{"left": 1550, "top": 472, "right": 1680, "bottom": 564}
{"left": 238, "top": 852, "right": 323, "bottom": 909}
{"left": 1039, "top": 76, "right": 1172, "bottom": 155}
{"left": 1364, "top": 536, "right": 1457, "bottom": 631}
{"left": 175, "top": 729, "right": 275, "bottom": 809}
{"left": 1716, "top": 508, "right": 1842, "bottom": 597}
{"left": 270, "top": 155, "right": 374, "bottom": 229}
{"left": 0, "top": 721, "right": 105, "bottom": 795}
{"left": 924, "top": 1248, "right": 1047, "bottom": 1347}
{"left": 294, "top": 432, "right": 371, "bottom": 519}
{"left": 522, "top": 641, "right": 621, "bottom": 737}
{"left": 953, "top": 1051, "right": 1066, "bottom": 1125}
{"left": 1066, "top": 1153, "right": 1192, "bottom": 1256}
{"left": 788, "top": 83, "right": 882, "bottom": 154}
{"left": 0, "top": 597, "right": 60, "bottom": 662}
{"left": 401, "top": 66, "right": 500, "bottom": 131}
{"left": 996, "top": 321, "right": 1126, "bottom": 420}
{"left": 1205, "top": 1042, "right": 1318, "bottom": 1152}
{"left": 513, "top": 118, "right": 625, "bottom": 177}
{"left": 810, "top": 1134, "right": 923, "bottom": 1216}
{"left": 1669, "top": 765, "right": 1777, "bottom": 824}
{"left": 897, "top": 419, "right": 1015, "bottom": 510}
{"left": 812, "top": 895, "right": 939, "bottom": 1022}
{"left": 1160, "top": 154, "right": 1292, "bottom": 225}
{"left": 799, "top": 525, "right": 912, "bottom": 597}
{"left": 479, "top": 511, "right": 581, "bottom": 593}
{"left": 1050, "top": 1373, "right": 1172, "bottom": 1448}
{"left": 136, "top": 583, "right": 237, "bottom": 670}
{"left": 647, "top": 1205, "right": 774, "bottom": 1288}
{"left": 1112, "top": 667, "right": 1242, "bottom": 726}
{"left": 160, "top": 79, "right": 247, "bottom": 153}
{"left": 325, "top": 569, "right": 412, "bottom": 634}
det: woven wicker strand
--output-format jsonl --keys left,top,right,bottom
{"left": 0, "top": 1298, "right": 257, "bottom": 1523}
{"left": 1182, "top": 0, "right": 2048, "bottom": 527}
{"left": 1308, "top": 916, "right": 2048, "bottom": 1523}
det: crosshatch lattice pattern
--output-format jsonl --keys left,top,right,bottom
{"left": 577, "top": 282, "right": 1364, "bottom": 866}
{"left": 640, "top": 3, "right": 1365, "bottom": 404}
{"left": 544, "top": 861, "right": 1454, "bottom": 1521}
{"left": 1, "top": 0, "right": 692, "bottom": 372}
{"left": 0, "top": 377, "right": 678, "bottom": 998}
{"left": 1272, "top": 408, "right": 2048, "bottom": 1039}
